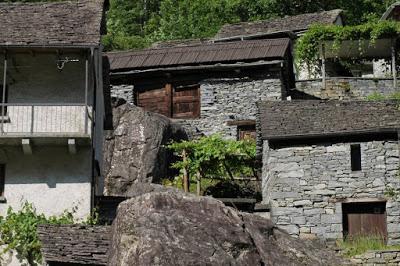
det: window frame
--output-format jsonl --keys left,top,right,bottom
{"left": 350, "top": 144, "right": 362, "bottom": 171}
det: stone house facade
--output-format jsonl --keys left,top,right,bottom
{"left": 108, "top": 38, "right": 294, "bottom": 139}
{"left": 0, "top": 0, "right": 108, "bottom": 220}
{"left": 257, "top": 101, "right": 400, "bottom": 244}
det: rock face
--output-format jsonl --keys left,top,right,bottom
{"left": 108, "top": 190, "right": 348, "bottom": 266}
{"left": 103, "top": 100, "right": 186, "bottom": 196}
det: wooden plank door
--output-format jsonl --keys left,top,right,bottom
{"left": 172, "top": 85, "right": 200, "bottom": 119}
{"left": 344, "top": 202, "right": 387, "bottom": 240}
{"left": 137, "top": 86, "right": 170, "bottom": 117}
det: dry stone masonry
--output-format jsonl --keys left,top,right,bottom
{"left": 296, "top": 78, "right": 397, "bottom": 100}
{"left": 262, "top": 140, "right": 400, "bottom": 244}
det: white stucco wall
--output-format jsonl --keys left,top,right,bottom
{"left": 0, "top": 146, "right": 91, "bottom": 220}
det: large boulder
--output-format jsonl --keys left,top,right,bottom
{"left": 108, "top": 191, "right": 349, "bottom": 266}
{"left": 103, "top": 99, "right": 186, "bottom": 196}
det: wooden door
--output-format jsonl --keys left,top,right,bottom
{"left": 343, "top": 202, "right": 387, "bottom": 240}
{"left": 137, "top": 87, "right": 169, "bottom": 117}
{"left": 172, "top": 85, "right": 200, "bottom": 119}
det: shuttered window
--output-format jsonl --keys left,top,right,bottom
{"left": 237, "top": 125, "right": 256, "bottom": 141}
{"left": 137, "top": 83, "right": 200, "bottom": 119}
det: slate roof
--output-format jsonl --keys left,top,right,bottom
{"left": 107, "top": 38, "right": 291, "bottom": 71}
{"left": 215, "top": 9, "right": 343, "bottom": 40}
{"left": 0, "top": 0, "right": 107, "bottom": 47}
{"left": 38, "top": 224, "right": 111, "bottom": 265}
{"left": 258, "top": 101, "right": 400, "bottom": 140}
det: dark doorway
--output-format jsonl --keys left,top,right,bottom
{"left": 342, "top": 201, "right": 387, "bottom": 241}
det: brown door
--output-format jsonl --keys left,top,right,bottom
{"left": 343, "top": 202, "right": 387, "bottom": 240}
{"left": 172, "top": 85, "right": 200, "bottom": 119}
{"left": 137, "top": 87, "right": 170, "bottom": 117}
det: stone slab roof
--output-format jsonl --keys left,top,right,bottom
{"left": 38, "top": 224, "right": 111, "bottom": 265}
{"left": 107, "top": 38, "right": 290, "bottom": 71}
{"left": 258, "top": 100, "right": 400, "bottom": 140}
{"left": 0, "top": 0, "right": 107, "bottom": 47}
{"left": 215, "top": 9, "right": 343, "bottom": 40}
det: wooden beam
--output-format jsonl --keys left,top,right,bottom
{"left": 392, "top": 43, "right": 397, "bottom": 88}
{"left": 1, "top": 51, "right": 7, "bottom": 134}
{"left": 165, "top": 83, "right": 172, "bottom": 117}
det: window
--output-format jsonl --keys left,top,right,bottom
{"left": 351, "top": 144, "right": 361, "bottom": 171}
{"left": 237, "top": 125, "right": 256, "bottom": 141}
{"left": 0, "top": 164, "right": 5, "bottom": 197}
{"left": 343, "top": 202, "right": 387, "bottom": 241}
{"left": 136, "top": 83, "right": 200, "bottom": 119}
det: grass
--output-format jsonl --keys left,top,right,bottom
{"left": 337, "top": 235, "right": 400, "bottom": 257}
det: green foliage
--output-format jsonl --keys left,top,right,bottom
{"left": 0, "top": 202, "right": 75, "bottom": 265}
{"left": 167, "top": 134, "right": 256, "bottom": 183}
{"left": 337, "top": 235, "right": 400, "bottom": 257}
{"left": 296, "top": 21, "right": 400, "bottom": 65}
{"left": 366, "top": 92, "right": 400, "bottom": 101}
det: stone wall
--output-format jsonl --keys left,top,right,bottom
{"left": 295, "top": 78, "right": 397, "bottom": 100}
{"left": 350, "top": 250, "right": 400, "bottom": 265}
{"left": 262, "top": 140, "right": 400, "bottom": 244}
{"left": 111, "top": 76, "right": 283, "bottom": 139}
{"left": 177, "top": 77, "right": 283, "bottom": 139}
{"left": 111, "top": 84, "right": 134, "bottom": 103}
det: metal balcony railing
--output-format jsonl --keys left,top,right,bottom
{"left": 0, "top": 103, "right": 92, "bottom": 136}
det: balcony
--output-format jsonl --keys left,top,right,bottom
{"left": 0, "top": 103, "right": 92, "bottom": 139}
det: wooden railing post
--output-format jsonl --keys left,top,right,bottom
{"left": 182, "top": 149, "right": 190, "bottom": 193}
{"left": 1, "top": 51, "right": 7, "bottom": 135}
{"left": 30, "top": 105, "right": 34, "bottom": 134}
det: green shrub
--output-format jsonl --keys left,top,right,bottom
{"left": 337, "top": 235, "right": 400, "bottom": 257}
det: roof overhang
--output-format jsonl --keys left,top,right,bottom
{"left": 110, "top": 60, "right": 284, "bottom": 77}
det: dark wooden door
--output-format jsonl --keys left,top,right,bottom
{"left": 137, "top": 86, "right": 170, "bottom": 117}
{"left": 343, "top": 202, "right": 387, "bottom": 240}
{"left": 172, "top": 85, "right": 200, "bottom": 119}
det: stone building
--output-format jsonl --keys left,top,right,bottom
{"left": 257, "top": 100, "right": 400, "bottom": 244}
{"left": 108, "top": 39, "right": 294, "bottom": 139}
{"left": 0, "top": 0, "right": 108, "bottom": 220}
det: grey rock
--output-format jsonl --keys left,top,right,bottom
{"left": 103, "top": 100, "right": 186, "bottom": 196}
{"left": 108, "top": 190, "right": 348, "bottom": 266}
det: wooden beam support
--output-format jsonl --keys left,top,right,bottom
{"left": 165, "top": 83, "right": 173, "bottom": 117}
{"left": 22, "top": 139, "right": 32, "bottom": 155}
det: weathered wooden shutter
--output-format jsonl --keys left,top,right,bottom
{"left": 172, "top": 84, "right": 200, "bottom": 119}
{"left": 136, "top": 85, "right": 170, "bottom": 117}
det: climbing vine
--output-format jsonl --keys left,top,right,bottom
{"left": 296, "top": 21, "right": 400, "bottom": 66}
{"left": 167, "top": 135, "right": 257, "bottom": 194}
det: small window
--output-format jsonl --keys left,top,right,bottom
{"left": 238, "top": 125, "right": 256, "bottom": 141}
{"left": 351, "top": 144, "right": 362, "bottom": 171}
{"left": 0, "top": 164, "right": 5, "bottom": 197}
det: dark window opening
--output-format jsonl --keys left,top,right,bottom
{"left": 342, "top": 202, "right": 387, "bottom": 241}
{"left": 351, "top": 144, "right": 361, "bottom": 171}
{"left": 136, "top": 83, "right": 200, "bottom": 119}
{"left": 0, "top": 164, "right": 5, "bottom": 197}
{"left": 237, "top": 125, "right": 256, "bottom": 141}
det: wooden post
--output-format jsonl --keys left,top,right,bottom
{"left": 196, "top": 171, "right": 201, "bottom": 196}
{"left": 321, "top": 44, "right": 326, "bottom": 90}
{"left": 84, "top": 54, "right": 89, "bottom": 134}
{"left": 392, "top": 43, "right": 397, "bottom": 89}
{"left": 182, "top": 149, "right": 190, "bottom": 193}
{"left": 165, "top": 83, "right": 172, "bottom": 117}
{"left": 1, "top": 51, "right": 7, "bottom": 134}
